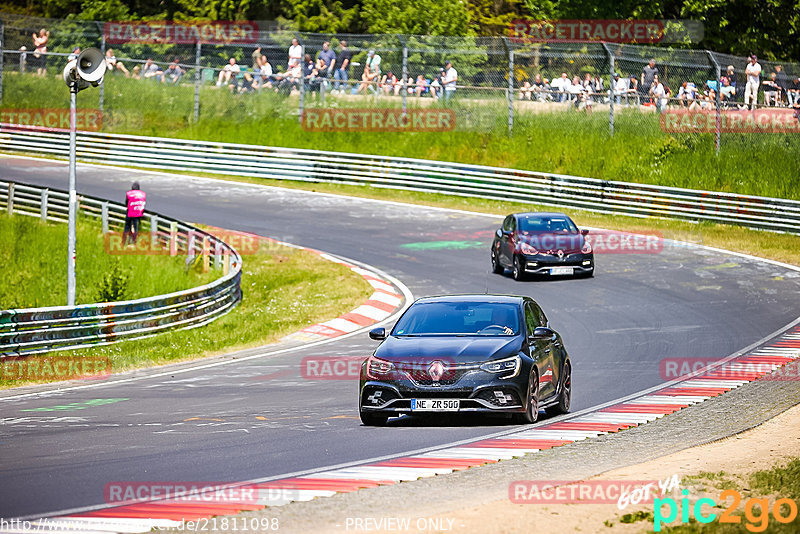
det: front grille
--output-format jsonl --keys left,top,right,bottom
{"left": 395, "top": 361, "right": 478, "bottom": 386}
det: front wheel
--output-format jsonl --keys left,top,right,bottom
{"left": 546, "top": 361, "right": 571, "bottom": 416}
{"left": 512, "top": 256, "right": 525, "bottom": 281}
{"left": 491, "top": 247, "right": 503, "bottom": 274}
{"left": 360, "top": 411, "right": 388, "bottom": 426}
{"left": 513, "top": 369, "right": 539, "bottom": 424}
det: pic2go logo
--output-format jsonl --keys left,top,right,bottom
{"left": 654, "top": 489, "right": 799, "bottom": 532}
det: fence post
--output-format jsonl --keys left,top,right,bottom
{"left": 214, "top": 240, "right": 222, "bottom": 269}
{"left": 298, "top": 43, "right": 305, "bottom": 125}
{"left": 502, "top": 38, "right": 514, "bottom": 136}
{"left": 170, "top": 221, "right": 178, "bottom": 256}
{"left": 41, "top": 189, "right": 48, "bottom": 222}
{"left": 150, "top": 214, "right": 158, "bottom": 248}
{"left": 0, "top": 19, "right": 5, "bottom": 108}
{"left": 706, "top": 50, "right": 722, "bottom": 154}
{"left": 401, "top": 43, "right": 408, "bottom": 114}
{"left": 202, "top": 235, "right": 210, "bottom": 273}
{"left": 7, "top": 182, "right": 13, "bottom": 215}
{"left": 101, "top": 201, "right": 108, "bottom": 233}
{"left": 187, "top": 230, "right": 196, "bottom": 264}
{"left": 602, "top": 43, "right": 615, "bottom": 137}
{"left": 194, "top": 41, "right": 202, "bottom": 122}
{"left": 99, "top": 32, "right": 105, "bottom": 116}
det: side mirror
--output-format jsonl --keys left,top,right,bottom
{"left": 496, "top": 229, "right": 503, "bottom": 238}
{"left": 369, "top": 327, "right": 386, "bottom": 341}
{"left": 531, "top": 326, "right": 555, "bottom": 340}
{"left": 580, "top": 229, "right": 589, "bottom": 235}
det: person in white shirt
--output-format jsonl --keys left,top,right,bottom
{"left": 612, "top": 73, "right": 628, "bottom": 105}
{"left": 288, "top": 38, "right": 302, "bottom": 69}
{"left": 443, "top": 60, "right": 458, "bottom": 103}
{"left": 649, "top": 75, "right": 667, "bottom": 112}
{"left": 744, "top": 54, "right": 761, "bottom": 109}
{"left": 216, "top": 57, "right": 240, "bottom": 87}
{"left": 551, "top": 72, "right": 569, "bottom": 102}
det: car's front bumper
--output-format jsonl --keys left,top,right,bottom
{"left": 520, "top": 253, "right": 594, "bottom": 275}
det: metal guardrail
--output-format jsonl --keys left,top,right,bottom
{"left": 0, "top": 178, "right": 242, "bottom": 357}
{"left": 2, "top": 125, "right": 800, "bottom": 233}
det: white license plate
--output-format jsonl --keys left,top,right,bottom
{"left": 550, "top": 267, "right": 574, "bottom": 276}
{"left": 411, "top": 399, "right": 460, "bottom": 411}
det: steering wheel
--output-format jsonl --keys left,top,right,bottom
{"left": 479, "top": 324, "right": 512, "bottom": 334}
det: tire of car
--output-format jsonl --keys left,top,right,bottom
{"left": 360, "top": 411, "right": 388, "bottom": 426}
{"left": 513, "top": 368, "right": 539, "bottom": 424}
{"left": 546, "top": 361, "right": 571, "bottom": 416}
{"left": 491, "top": 247, "right": 504, "bottom": 274}
{"left": 512, "top": 255, "right": 525, "bottom": 281}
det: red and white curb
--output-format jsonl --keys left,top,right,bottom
{"left": 20, "top": 327, "right": 798, "bottom": 533}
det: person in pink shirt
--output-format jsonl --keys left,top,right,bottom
{"left": 124, "top": 182, "right": 146, "bottom": 245}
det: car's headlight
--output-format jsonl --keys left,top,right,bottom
{"left": 366, "top": 356, "right": 395, "bottom": 379}
{"left": 520, "top": 242, "right": 538, "bottom": 255}
{"left": 581, "top": 241, "right": 592, "bottom": 254}
{"left": 480, "top": 355, "right": 521, "bottom": 379}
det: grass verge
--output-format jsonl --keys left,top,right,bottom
{"left": 0, "top": 235, "right": 374, "bottom": 389}
{"left": 0, "top": 213, "right": 216, "bottom": 308}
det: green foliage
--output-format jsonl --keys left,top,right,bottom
{"left": 750, "top": 458, "right": 800, "bottom": 499}
{"left": 361, "top": 0, "right": 472, "bottom": 35}
{"left": 279, "top": 0, "right": 359, "bottom": 33}
{"left": 619, "top": 510, "right": 653, "bottom": 523}
{"left": 96, "top": 259, "right": 130, "bottom": 301}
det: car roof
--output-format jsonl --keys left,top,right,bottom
{"left": 413, "top": 294, "right": 526, "bottom": 305}
{"left": 514, "top": 212, "right": 571, "bottom": 219}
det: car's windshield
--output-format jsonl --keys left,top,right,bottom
{"left": 519, "top": 216, "right": 578, "bottom": 234}
{"left": 392, "top": 302, "right": 520, "bottom": 336}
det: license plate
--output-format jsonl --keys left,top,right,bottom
{"left": 550, "top": 267, "right": 574, "bottom": 276}
{"left": 411, "top": 399, "right": 460, "bottom": 411}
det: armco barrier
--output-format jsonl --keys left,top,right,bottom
{"left": 2, "top": 125, "right": 799, "bottom": 233}
{"left": 0, "top": 179, "right": 242, "bottom": 357}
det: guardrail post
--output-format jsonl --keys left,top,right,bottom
{"left": 202, "top": 236, "right": 210, "bottom": 273}
{"left": 40, "top": 189, "right": 48, "bottom": 221}
{"left": 7, "top": 183, "right": 13, "bottom": 215}
{"left": 101, "top": 202, "right": 108, "bottom": 233}
{"left": 194, "top": 41, "right": 202, "bottom": 122}
{"left": 170, "top": 221, "right": 178, "bottom": 256}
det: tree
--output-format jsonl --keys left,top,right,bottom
{"left": 361, "top": 0, "right": 472, "bottom": 35}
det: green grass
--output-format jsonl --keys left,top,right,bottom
{"left": 0, "top": 235, "right": 374, "bottom": 388}
{"left": 4, "top": 72, "right": 799, "bottom": 200}
{"left": 0, "top": 213, "right": 216, "bottom": 308}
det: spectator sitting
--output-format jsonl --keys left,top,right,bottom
{"left": 238, "top": 72, "right": 256, "bottom": 93}
{"left": 551, "top": 72, "right": 570, "bottom": 102}
{"left": 302, "top": 53, "right": 317, "bottom": 92}
{"left": 520, "top": 80, "right": 533, "bottom": 100}
{"left": 567, "top": 75, "right": 584, "bottom": 105}
{"left": 68, "top": 47, "right": 80, "bottom": 62}
{"left": 288, "top": 38, "right": 302, "bottom": 69}
{"left": 592, "top": 75, "right": 604, "bottom": 99}
{"left": 788, "top": 77, "right": 800, "bottom": 107}
{"left": 256, "top": 55, "right": 273, "bottom": 89}
{"left": 677, "top": 81, "right": 697, "bottom": 107}
{"left": 612, "top": 72, "right": 627, "bottom": 105}
{"left": 105, "top": 49, "right": 130, "bottom": 77}
{"left": 276, "top": 64, "right": 302, "bottom": 95}
{"left": 131, "top": 65, "right": 141, "bottom": 80}
{"left": 357, "top": 50, "right": 381, "bottom": 94}
{"left": 164, "top": 58, "right": 184, "bottom": 84}
{"left": 381, "top": 71, "right": 399, "bottom": 95}
{"left": 627, "top": 76, "right": 639, "bottom": 104}
{"left": 720, "top": 77, "right": 736, "bottom": 106}
{"left": 649, "top": 74, "right": 667, "bottom": 111}
{"left": 314, "top": 57, "right": 330, "bottom": 92}
{"left": 405, "top": 76, "right": 415, "bottom": 95}
{"left": 582, "top": 72, "right": 593, "bottom": 90}
{"left": 414, "top": 74, "right": 428, "bottom": 97}
{"left": 532, "top": 74, "right": 549, "bottom": 101}
{"left": 775, "top": 65, "right": 788, "bottom": 105}
{"left": 142, "top": 59, "right": 163, "bottom": 82}
{"left": 762, "top": 72, "right": 780, "bottom": 106}
{"left": 429, "top": 71, "right": 443, "bottom": 99}
{"left": 216, "top": 57, "right": 240, "bottom": 87}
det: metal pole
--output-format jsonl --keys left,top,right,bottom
{"left": 508, "top": 49, "right": 514, "bottom": 136}
{"left": 0, "top": 19, "right": 5, "bottom": 107}
{"left": 706, "top": 50, "right": 722, "bottom": 154}
{"left": 99, "top": 34, "right": 105, "bottom": 115}
{"left": 401, "top": 44, "right": 408, "bottom": 114}
{"left": 194, "top": 41, "right": 201, "bottom": 122}
{"left": 67, "top": 86, "right": 78, "bottom": 306}
{"left": 41, "top": 189, "right": 48, "bottom": 222}
{"left": 602, "top": 42, "right": 614, "bottom": 137}
{"left": 298, "top": 44, "right": 305, "bottom": 125}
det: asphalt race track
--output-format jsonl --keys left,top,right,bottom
{"left": 2, "top": 156, "right": 800, "bottom": 519}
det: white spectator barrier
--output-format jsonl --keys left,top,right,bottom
{"left": 0, "top": 178, "right": 242, "bottom": 357}
{"left": 2, "top": 125, "right": 800, "bottom": 234}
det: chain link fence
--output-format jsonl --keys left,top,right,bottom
{"left": 1, "top": 13, "right": 799, "bottom": 146}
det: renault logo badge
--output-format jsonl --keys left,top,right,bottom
{"left": 428, "top": 361, "right": 445, "bottom": 381}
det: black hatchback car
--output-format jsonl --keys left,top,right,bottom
{"left": 359, "top": 295, "right": 572, "bottom": 426}
{"left": 491, "top": 212, "right": 594, "bottom": 280}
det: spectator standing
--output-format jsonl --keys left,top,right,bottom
{"left": 123, "top": 182, "right": 146, "bottom": 245}
{"left": 612, "top": 72, "right": 627, "bottom": 105}
{"left": 105, "top": 49, "right": 130, "bottom": 77}
{"left": 318, "top": 42, "right": 336, "bottom": 77}
{"left": 775, "top": 65, "right": 788, "bottom": 104}
{"left": 288, "top": 38, "right": 302, "bottom": 69}
{"left": 302, "top": 53, "right": 316, "bottom": 92}
{"left": 443, "top": 60, "right": 458, "bottom": 103}
{"left": 164, "top": 59, "right": 184, "bottom": 84}
{"left": 744, "top": 54, "right": 761, "bottom": 109}
{"left": 216, "top": 57, "right": 240, "bottom": 87}
{"left": 641, "top": 58, "right": 658, "bottom": 101}
{"left": 333, "top": 41, "right": 352, "bottom": 94}
{"left": 32, "top": 28, "right": 49, "bottom": 77}
{"left": 251, "top": 45, "right": 262, "bottom": 69}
